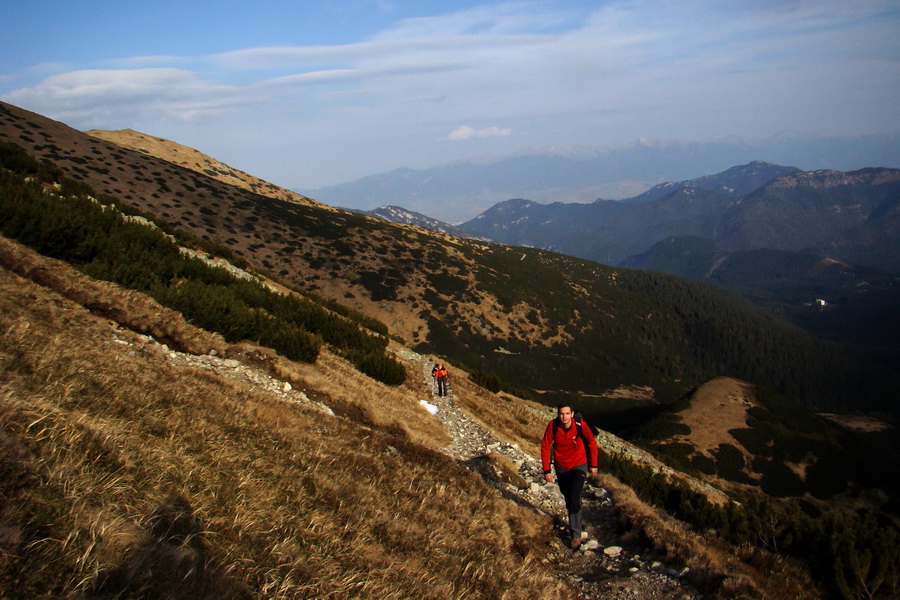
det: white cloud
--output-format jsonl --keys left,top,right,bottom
{"left": 261, "top": 69, "right": 360, "bottom": 87}
{"left": 1, "top": 0, "right": 896, "bottom": 187}
{"left": 4, "top": 68, "right": 253, "bottom": 126}
{"left": 447, "top": 125, "right": 513, "bottom": 140}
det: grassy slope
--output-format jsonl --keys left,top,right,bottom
{"left": 1, "top": 232, "right": 830, "bottom": 600}
{"left": 0, "top": 235, "right": 571, "bottom": 599}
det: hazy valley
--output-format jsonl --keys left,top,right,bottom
{"left": 300, "top": 134, "right": 900, "bottom": 224}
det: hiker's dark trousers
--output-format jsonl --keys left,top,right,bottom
{"left": 436, "top": 376, "right": 448, "bottom": 396}
{"left": 556, "top": 464, "right": 588, "bottom": 536}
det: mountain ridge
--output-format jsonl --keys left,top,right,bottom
{"left": 625, "top": 160, "right": 802, "bottom": 203}
{"left": 300, "top": 135, "right": 900, "bottom": 222}
{"left": 362, "top": 205, "right": 488, "bottom": 240}
{"left": 460, "top": 163, "right": 900, "bottom": 272}
{"left": 86, "top": 127, "right": 321, "bottom": 209}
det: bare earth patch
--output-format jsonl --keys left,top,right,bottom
{"left": 599, "top": 385, "right": 657, "bottom": 402}
{"left": 675, "top": 377, "right": 756, "bottom": 456}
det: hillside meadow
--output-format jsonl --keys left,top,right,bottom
{"left": 0, "top": 234, "right": 572, "bottom": 599}
{"left": 0, "top": 229, "right": 829, "bottom": 600}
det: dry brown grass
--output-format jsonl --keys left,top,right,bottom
{"left": 596, "top": 473, "right": 822, "bottom": 600}
{"left": 674, "top": 377, "right": 757, "bottom": 459}
{"left": 0, "top": 235, "right": 227, "bottom": 358}
{"left": 0, "top": 234, "right": 448, "bottom": 452}
{"left": 0, "top": 231, "right": 826, "bottom": 599}
{"left": 86, "top": 128, "right": 322, "bottom": 210}
{"left": 0, "top": 236, "right": 573, "bottom": 600}
{"left": 270, "top": 343, "right": 452, "bottom": 450}
{"left": 485, "top": 452, "right": 529, "bottom": 489}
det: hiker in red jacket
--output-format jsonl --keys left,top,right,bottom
{"left": 541, "top": 403, "right": 598, "bottom": 549}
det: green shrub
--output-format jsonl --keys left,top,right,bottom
{"left": 730, "top": 425, "right": 775, "bottom": 457}
{"left": 0, "top": 141, "right": 40, "bottom": 173}
{"left": 470, "top": 369, "right": 502, "bottom": 393}
{"left": 634, "top": 411, "right": 691, "bottom": 441}
{"left": 753, "top": 457, "right": 807, "bottom": 498}
{"left": 648, "top": 442, "right": 694, "bottom": 471}
{"left": 347, "top": 350, "right": 407, "bottom": 386}
{"left": 805, "top": 455, "right": 849, "bottom": 500}
{"left": 691, "top": 453, "right": 717, "bottom": 475}
{"left": 713, "top": 443, "right": 752, "bottom": 483}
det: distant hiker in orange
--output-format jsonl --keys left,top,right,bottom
{"left": 541, "top": 403, "right": 598, "bottom": 549}
{"left": 431, "top": 362, "right": 449, "bottom": 396}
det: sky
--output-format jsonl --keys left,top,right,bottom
{"left": 2, "top": 0, "right": 899, "bottom": 190}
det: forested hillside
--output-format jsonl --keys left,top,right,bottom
{"left": 1, "top": 101, "right": 896, "bottom": 419}
{"left": 625, "top": 237, "right": 900, "bottom": 370}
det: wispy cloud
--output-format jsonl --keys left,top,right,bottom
{"left": 1, "top": 0, "right": 896, "bottom": 186}
{"left": 446, "top": 125, "right": 512, "bottom": 140}
{"left": 10, "top": 1, "right": 894, "bottom": 129}
{"left": 5, "top": 69, "right": 253, "bottom": 126}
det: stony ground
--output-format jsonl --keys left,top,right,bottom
{"left": 418, "top": 359, "right": 702, "bottom": 600}
{"left": 143, "top": 333, "right": 701, "bottom": 600}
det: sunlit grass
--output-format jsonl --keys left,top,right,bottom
{"left": 0, "top": 235, "right": 569, "bottom": 599}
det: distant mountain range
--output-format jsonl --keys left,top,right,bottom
{"left": 300, "top": 134, "right": 900, "bottom": 223}
{"left": 360, "top": 205, "right": 488, "bottom": 240}
{"left": 460, "top": 162, "right": 900, "bottom": 274}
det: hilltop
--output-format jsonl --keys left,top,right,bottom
{"left": 86, "top": 128, "right": 319, "bottom": 209}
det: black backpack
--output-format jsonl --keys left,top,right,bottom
{"left": 552, "top": 411, "right": 597, "bottom": 465}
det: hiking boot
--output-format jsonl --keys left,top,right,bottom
{"left": 570, "top": 535, "right": 582, "bottom": 550}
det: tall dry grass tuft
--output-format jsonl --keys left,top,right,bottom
{"left": 0, "top": 235, "right": 227, "bottom": 357}
{"left": 0, "top": 237, "right": 574, "bottom": 599}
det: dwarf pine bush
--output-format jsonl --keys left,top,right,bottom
{"left": 0, "top": 142, "right": 404, "bottom": 385}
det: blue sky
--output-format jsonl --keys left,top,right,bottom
{"left": 2, "top": 0, "right": 898, "bottom": 189}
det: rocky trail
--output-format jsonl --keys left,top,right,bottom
{"left": 416, "top": 359, "right": 700, "bottom": 600}
{"left": 133, "top": 329, "right": 700, "bottom": 599}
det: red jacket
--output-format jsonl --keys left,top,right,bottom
{"left": 541, "top": 417, "right": 598, "bottom": 472}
